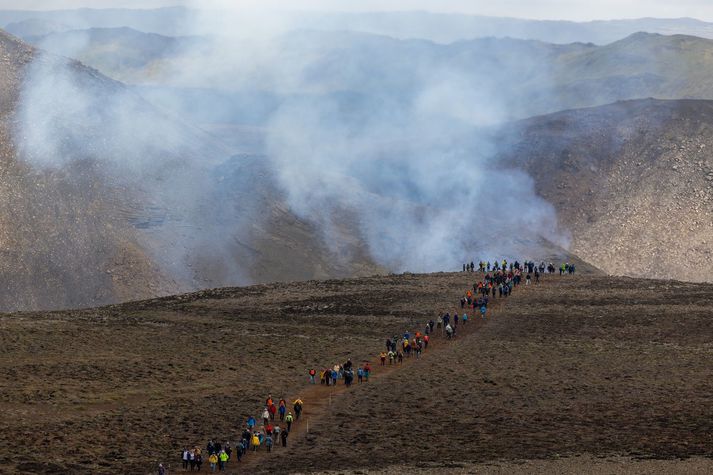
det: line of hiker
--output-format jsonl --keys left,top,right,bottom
{"left": 463, "top": 259, "right": 576, "bottom": 276}
{"left": 173, "top": 258, "right": 541, "bottom": 473}
{"left": 179, "top": 394, "right": 304, "bottom": 471}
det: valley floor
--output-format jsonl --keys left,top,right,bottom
{"left": 0, "top": 271, "right": 711, "bottom": 474}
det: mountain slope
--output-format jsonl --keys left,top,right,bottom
{"left": 7, "top": 8, "right": 713, "bottom": 44}
{"left": 0, "top": 30, "right": 383, "bottom": 311}
{"left": 499, "top": 98, "right": 713, "bottom": 282}
{"left": 27, "top": 29, "right": 713, "bottom": 128}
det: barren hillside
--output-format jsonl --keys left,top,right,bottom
{"left": 500, "top": 98, "right": 713, "bottom": 282}
{"left": 0, "top": 31, "right": 383, "bottom": 311}
{"left": 0, "top": 270, "right": 709, "bottom": 474}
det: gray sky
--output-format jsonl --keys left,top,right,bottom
{"left": 4, "top": 0, "right": 713, "bottom": 22}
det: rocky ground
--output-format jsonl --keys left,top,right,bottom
{"left": 0, "top": 268, "right": 710, "bottom": 474}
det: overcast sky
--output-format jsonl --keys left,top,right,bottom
{"left": 3, "top": 0, "right": 713, "bottom": 22}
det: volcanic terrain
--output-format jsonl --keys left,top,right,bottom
{"left": 0, "top": 262, "right": 710, "bottom": 474}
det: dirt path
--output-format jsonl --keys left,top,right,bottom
{"left": 237, "top": 274, "right": 533, "bottom": 470}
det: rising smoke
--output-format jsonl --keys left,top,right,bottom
{"left": 15, "top": 3, "right": 568, "bottom": 291}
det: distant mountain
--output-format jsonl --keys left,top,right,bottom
{"left": 22, "top": 27, "right": 203, "bottom": 83}
{"left": 0, "top": 7, "right": 189, "bottom": 36}
{"left": 6, "top": 8, "right": 713, "bottom": 44}
{"left": 294, "top": 12, "right": 713, "bottom": 45}
{"left": 499, "top": 98, "right": 713, "bottom": 282}
{"left": 48, "top": 30, "right": 713, "bottom": 131}
{"left": 5, "top": 18, "right": 71, "bottom": 37}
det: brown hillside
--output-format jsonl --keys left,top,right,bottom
{"left": 0, "top": 31, "right": 383, "bottom": 311}
{"left": 501, "top": 98, "right": 713, "bottom": 282}
{"left": 0, "top": 271, "right": 709, "bottom": 473}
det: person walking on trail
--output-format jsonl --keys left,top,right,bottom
{"left": 424, "top": 334, "right": 429, "bottom": 349}
{"left": 480, "top": 305, "right": 487, "bottom": 318}
{"left": 159, "top": 463, "right": 167, "bottom": 475}
{"left": 357, "top": 366, "right": 364, "bottom": 383}
{"left": 218, "top": 449, "right": 228, "bottom": 471}
{"left": 380, "top": 351, "right": 387, "bottom": 366}
{"left": 268, "top": 402, "right": 277, "bottom": 421}
{"left": 265, "top": 434, "right": 273, "bottom": 452}
{"left": 293, "top": 399, "right": 304, "bottom": 420}
{"left": 279, "top": 399, "right": 287, "bottom": 421}
{"left": 182, "top": 447, "right": 190, "bottom": 470}
{"left": 208, "top": 452, "right": 218, "bottom": 472}
{"left": 397, "top": 351, "right": 403, "bottom": 363}
{"left": 526, "top": 273, "right": 531, "bottom": 285}
{"left": 345, "top": 369, "right": 354, "bottom": 386}
{"left": 445, "top": 323, "right": 454, "bottom": 340}
{"left": 262, "top": 407, "right": 270, "bottom": 426}
{"left": 388, "top": 350, "right": 396, "bottom": 364}
{"left": 462, "top": 313, "right": 468, "bottom": 325}
{"left": 286, "top": 412, "right": 294, "bottom": 432}
{"left": 331, "top": 368, "right": 338, "bottom": 385}
{"left": 281, "top": 429, "right": 289, "bottom": 447}
{"left": 364, "top": 363, "right": 371, "bottom": 381}
{"left": 308, "top": 368, "right": 316, "bottom": 384}
{"left": 273, "top": 426, "right": 281, "bottom": 447}
{"left": 247, "top": 415, "right": 256, "bottom": 430}
{"left": 251, "top": 433, "right": 260, "bottom": 452}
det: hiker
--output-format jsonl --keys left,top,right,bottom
{"left": 182, "top": 448, "right": 190, "bottom": 470}
{"left": 247, "top": 416, "right": 256, "bottom": 430}
{"left": 279, "top": 398, "right": 287, "bottom": 421}
{"left": 268, "top": 402, "right": 277, "bottom": 421}
{"left": 380, "top": 351, "right": 387, "bottom": 366}
{"left": 235, "top": 440, "right": 244, "bottom": 462}
{"left": 262, "top": 407, "right": 270, "bottom": 426}
{"left": 445, "top": 323, "right": 454, "bottom": 340}
{"left": 294, "top": 399, "right": 304, "bottom": 419}
{"left": 526, "top": 273, "right": 531, "bottom": 285}
{"left": 388, "top": 350, "right": 396, "bottom": 364}
{"left": 480, "top": 305, "right": 487, "bottom": 318}
{"left": 159, "top": 463, "right": 167, "bottom": 475}
{"left": 357, "top": 366, "right": 364, "bottom": 383}
{"left": 265, "top": 434, "right": 273, "bottom": 452}
{"left": 281, "top": 429, "right": 289, "bottom": 447}
{"left": 397, "top": 351, "right": 403, "bottom": 363}
{"left": 364, "top": 363, "right": 371, "bottom": 381}
{"left": 218, "top": 449, "right": 228, "bottom": 471}
{"left": 251, "top": 433, "right": 260, "bottom": 452}
{"left": 331, "top": 368, "right": 338, "bottom": 385}
{"left": 196, "top": 452, "right": 203, "bottom": 471}
{"left": 273, "top": 426, "right": 281, "bottom": 447}
{"left": 308, "top": 368, "right": 316, "bottom": 384}
{"left": 188, "top": 449, "right": 196, "bottom": 471}
{"left": 286, "top": 412, "right": 294, "bottom": 432}
{"left": 462, "top": 313, "right": 468, "bottom": 325}
{"left": 423, "top": 334, "right": 429, "bottom": 349}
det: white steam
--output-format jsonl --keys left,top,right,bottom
{"left": 15, "top": 4, "right": 568, "bottom": 289}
